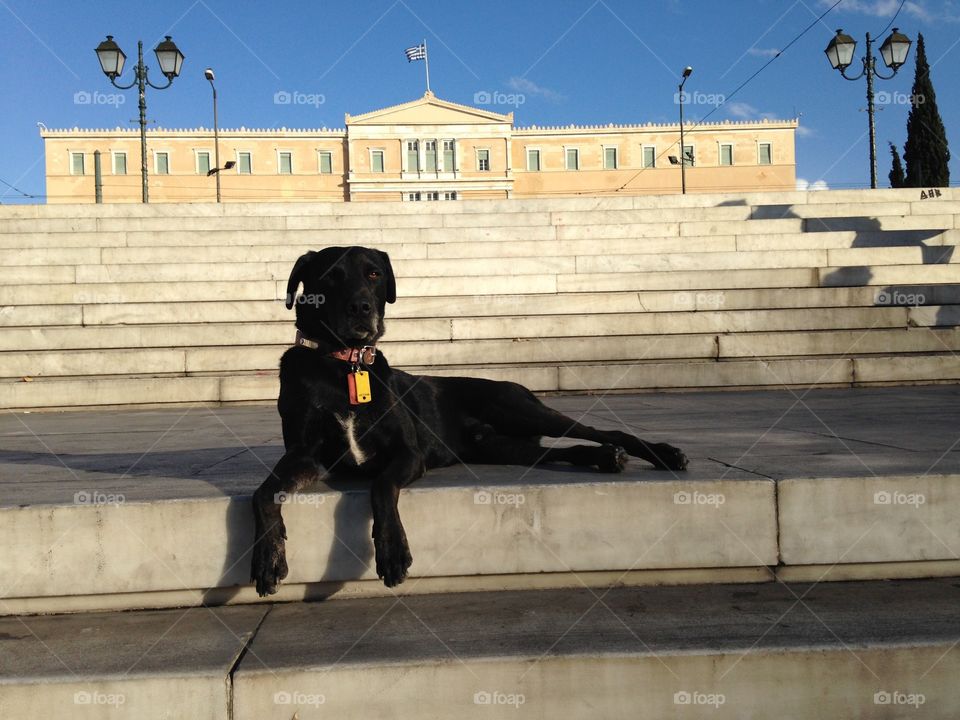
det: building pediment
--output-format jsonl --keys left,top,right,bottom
{"left": 346, "top": 91, "right": 512, "bottom": 126}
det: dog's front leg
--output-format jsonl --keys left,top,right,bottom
{"left": 371, "top": 451, "right": 424, "bottom": 587}
{"left": 250, "top": 450, "right": 320, "bottom": 596}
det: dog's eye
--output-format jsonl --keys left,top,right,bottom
{"left": 368, "top": 270, "right": 382, "bottom": 280}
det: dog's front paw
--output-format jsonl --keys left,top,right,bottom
{"left": 650, "top": 443, "right": 689, "bottom": 471}
{"left": 373, "top": 521, "right": 413, "bottom": 588}
{"left": 250, "top": 521, "right": 288, "bottom": 597}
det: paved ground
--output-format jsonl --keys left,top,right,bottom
{"left": 1, "top": 385, "right": 959, "bottom": 507}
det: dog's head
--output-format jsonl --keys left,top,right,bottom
{"left": 285, "top": 246, "right": 396, "bottom": 348}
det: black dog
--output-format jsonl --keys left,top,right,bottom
{"left": 250, "top": 246, "right": 688, "bottom": 595}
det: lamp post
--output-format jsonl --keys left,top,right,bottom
{"left": 824, "top": 27, "right": 912, "bottom": 189}
{"left": 678, "top": 66, "right": 693, "bottom": 194}
{"left": 95, "top": 35, "right": 184, "bottom": 203}
{"left": 204, "top": 67, "right": 222, "bottom": 203}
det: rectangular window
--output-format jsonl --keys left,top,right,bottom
{"left": 759, "top": 142, "right": 772, "bottom": 165}
{"left": 155, "top": 152, "right": 170, "bottom": 175}
{"left": 371, "top": 149, "right": 385, "bottom": 173}
{"left": 406, "top": 140, "right": 419, "bottom": 171}
{"left": 317, "top": 151, "right": 332, "bottom": 174}
{"left": 477, "top": 149, "right": 490, "bottom": 171}
{"left": 112, "top": 152, "right": 127, "bottom": 175}
{"left": 197, "top": 151, "right": 211, "bottom": 175}
{"left": 279, "top": 151, "right": 293, "bottom": 175}
{"left": 425, "top": 191, "right": 440, "bottom": 201}
{"left": 70, "top": 152, "right": 85, "bottom": 175}
{"left": 642, "top": 146, "right": 656, "bottom": 168}
{"left": 442, "top": 140, "right": 455, "bottom": 171}
{"left": 719, "top": 144, "right": 733, "bottom": 166}
{"left": 238, "top": 152, "right": 252, "bottom": 174}
{"left": 565, "top": 148, "right": 579, "bottom": 170}
{"left": 424, "top": 140, "right": 437, "bottom": 171}
{"left": 407, "top": 191, "right": 421, "bottom": 202}
{"left": 526, "top": 149, "right": 540, "bottom": 171}
{"left": 603, "top": 147, "right": 618, "bottom": 170}
{"left": 683, "top": 144, "right": 695, "bottom": 166}
{"left": 444, "top": 191, "right": 458, "bottom": 200}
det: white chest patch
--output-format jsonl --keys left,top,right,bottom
{"left": 335, "top": 413, "right": 367, "bottom": 465}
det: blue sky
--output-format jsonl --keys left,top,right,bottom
{"left": 1, "top": 0, "right": 958, "bottom": 202}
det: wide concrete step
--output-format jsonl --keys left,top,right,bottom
{"left": 232, "top": 579, "right": 960, "bottom": 720}
{"left": 14, "top": 284, "right": 948, "bottom": 327}
{"left": 7, "top": 352, "right": 960, "bottom": 409}
{"left": 0, "top": 306, "right": 922, "bottom": 373}
{"left": 4, "top": 578, "right": 957, "bottom": 718}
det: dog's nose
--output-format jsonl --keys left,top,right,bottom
{"left": 348, "top": 299, "right": 373, "bottom": 316}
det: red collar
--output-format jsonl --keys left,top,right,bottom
{"left": 295, "top": 330, "right": 377, "bottom": 365}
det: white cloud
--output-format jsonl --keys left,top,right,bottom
{"left": 726, "top": 101, "right": 778, "bottom": 121}
{"left": 507, "top": 77, "right": 565, "bottom": 102}
{"left": 819, "top": 0, "right": 938, "bottom": 23}
{"left": 796, "top": 125, "right": 815, "bottom": 138}
{"left": 747, "top": 47, "right": 781, "bottom": 58}
{"left": 797, "top": 178, "right": 830, "bottom": 191}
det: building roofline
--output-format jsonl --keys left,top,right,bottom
{"left": 39, "top": 127, "right": 347, "bottom": 137}
{"left": 514, "top": 118, "right": 800, "bottom": 134}
{"left": 346, "top": 90, "right": 513, "bottom": 124}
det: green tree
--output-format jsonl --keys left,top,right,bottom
{"left": 888, "top": 142, "right": 906, "bottom": 187}
{"left": 903, "top": 33, "right": 950, "bottom": 187}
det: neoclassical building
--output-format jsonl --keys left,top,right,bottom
{"left": 41, "top": 91, "right": 798, "bottom": 203}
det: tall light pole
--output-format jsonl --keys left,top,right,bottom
{"left": 95, "top": 35, "right": 184, "bottom": 203}
{"left": 678, "top": 66, "right": 693, "bottom": 194}
{"left": 205, "top": 67, "right": 222, "bottom": 203}
{"left": 824, "top": 28, "right": 912, "bottom": 189}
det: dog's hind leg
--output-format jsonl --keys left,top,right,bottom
{"left": 478, "top": 382, "right": 688, "bottom": 471}
{"left": 462, "top": 426, "right": 628, "bottom": 473}
{"left": 250, "top": 450, "right": 322, "bottom": 596}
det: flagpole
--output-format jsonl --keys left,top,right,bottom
{"left": 423, "top": 38, "right": 431, "bottom": 93}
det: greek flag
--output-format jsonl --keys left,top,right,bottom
{"left": 405, "top": 44, "right": 426, "bottom": 62}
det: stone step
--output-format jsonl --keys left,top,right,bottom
{"left": 50, "top": 285, "right": 960, "bottom": 327}
{"left": 4, "top": 578, "right": 957, "bottom": 718}
{"left": 7, "top": 352, "right": 960, "bottom": 409}
{"left": 0, "top": 604, "right": 268, "bottom": 719}
{"left": 231, "top": 579, "right": 960, "bottom": 720}
{"left": 0, "top": 306, "right": 916, "bottom": 376}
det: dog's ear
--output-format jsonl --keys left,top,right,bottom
{"left": 285, "top": 251, "right": 317, "bottom": 310}
{"left": 377, "top": 250, "right": 396, "bottom": 304}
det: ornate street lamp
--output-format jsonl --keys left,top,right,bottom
{"left": 95, "top": 35, "right": 184, "bottom": 202}
{"left": 824, "top": 27, "right": 912, "bottom": 189}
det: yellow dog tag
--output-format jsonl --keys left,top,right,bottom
{"left": 347, "top": 370, "right": 372, "bottom": 404}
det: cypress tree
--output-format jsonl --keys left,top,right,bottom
{"left": 903, "top": 33, "right": 950, "bottom": 187}
{"left": 888, "top": 142, "right": 906, "bottom": 187}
